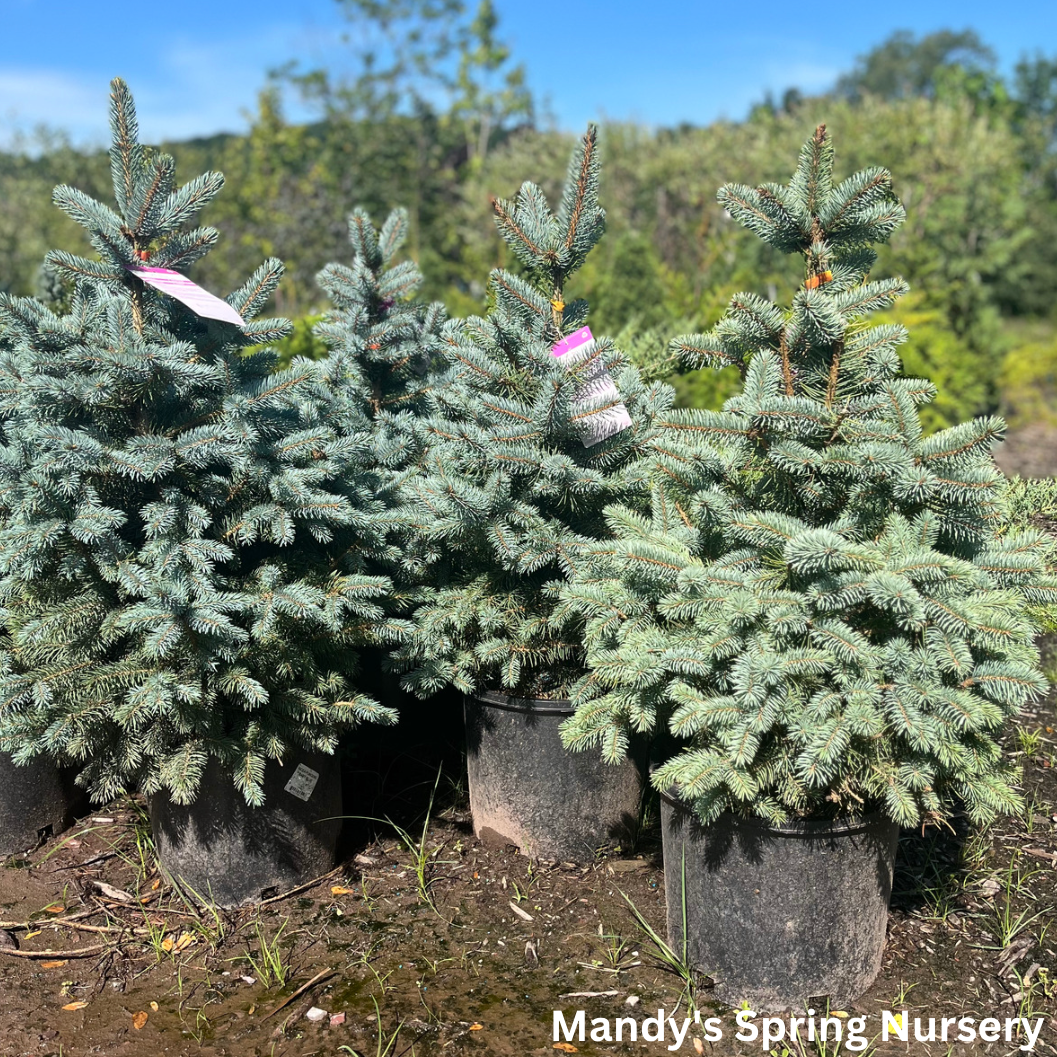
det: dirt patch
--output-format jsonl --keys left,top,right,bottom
{"left": 1, "top": 696, "right": 1056, "bottom": 1057}
{"left": 995, "top": 424, "right": 1057, "bottom": 479}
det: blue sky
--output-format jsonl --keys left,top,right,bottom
{"left": 1, "top": 0, "right": 1055, "bottom": 147}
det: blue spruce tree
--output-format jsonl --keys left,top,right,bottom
{"left": 395, "top": 127, "right": 683, "bottom": 698}
{"left": 561, "top": 126, "right": 1055, "bottom": 827}
{"left": 313, "top": 207, "right": 447, "bottom": 603}
{"left": 0, "top": 80, "right": 398, "bottom": 806}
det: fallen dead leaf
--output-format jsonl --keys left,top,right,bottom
{"left": 161, "top": 932, "right": 196, "bottom": 953}
{"left": 62, "top": 1001, "right": 88, "bottom": 1012}
{"left": 93, "top": 881, "right": 134, "bottom": 903}
{"left": 40, "top": 960, "right": 67, "bottom": 969}
{"left": 509, "top": 901, "right": 534, "bottom": 922}
{"left": 132, "top": 1011, "right": 148, "bottom": 1030}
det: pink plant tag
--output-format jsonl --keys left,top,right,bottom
{"left": 126, "top": 266, "right": 244, "bottom": 326}
{"left": 552, "top": 326, "right": 632, "bottom": 447}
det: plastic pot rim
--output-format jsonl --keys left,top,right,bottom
{"left": 473, "top": 689, "right": 575, "bottom": 716}
{"left": 657, "top": 784, "right": 892, "bottom": 838}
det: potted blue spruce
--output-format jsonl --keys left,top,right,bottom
{"left": 0, "top": 80, "right": 400, "bottom": 904}
{"left": 395, "top": 128, "right": 680, "bottom": 860}
{"left": 560, "top": 126, "right": 1055, "bottom": 1008}
{"left": 311, "top": 207, "right": 447, "bottom": 709}
{"left": 0, "top": 321, "right": 83, "bottom": 857}
{"left": 306, "top": 207, "right": 464, "bottom": 808}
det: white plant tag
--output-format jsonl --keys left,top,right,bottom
{"left": 552, "top": 326, "right": 632, "bottom": 447}
{"left": 126, "top": 265, "right": 245, "bottom": 326}
{"left": 284, "top": 762, "right": 320, "bottom": 802}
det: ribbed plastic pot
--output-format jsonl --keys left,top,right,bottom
{"left": 661, "top": 792, "right": 898, "bottom": 1012}
{"left": 465, "top": 691, "right": 641, "bottom": 862}
{"left": 0, "top": 753, "right": 79, "bottom": 857}
{"left": 150, "top": 750, "right": 342, "bottom": 907}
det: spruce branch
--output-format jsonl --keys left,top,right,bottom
{"left": 107, "top": 78, "right": 142, "bottom": 218}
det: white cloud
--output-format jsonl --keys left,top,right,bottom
{"left": 0, "top": 68, "right": 110, "bottom": 147}
{"left": 0, "top": 19, "right": 348, "bottom": 149}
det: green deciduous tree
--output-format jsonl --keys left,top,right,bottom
{"left": 284, "top": 0, "right": 531, "bottom": 160}
{"left": 836, "top": 29, "right": 996, "bottom": 102}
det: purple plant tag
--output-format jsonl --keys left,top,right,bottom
{"left": 552, "top": 326, "right": 632, "bottom": 447}
{"left": 126, "top": 266, "right": 244, "bottom": 326}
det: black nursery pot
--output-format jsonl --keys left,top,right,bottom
{"left": 465, "top": 691, "right": 641, "bottom": 862}
{"left": 150, "top": 750, "right": 342, "bottom": 908}
{"left": 0, "top": 753, "right": 81, "bottom": 857}
{"left": 660, "top": 792, "right": 898, "bottom": 1012}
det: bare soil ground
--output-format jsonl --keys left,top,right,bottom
{"left": 1, "top": 684, "right": 1056, "bottom": 1057}
{"left": 994, "top": 426, "right": 1057, "bottom": 480}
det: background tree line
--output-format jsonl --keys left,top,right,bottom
{"left": 2, "top": 10, "right": 1057, "bottom": 441}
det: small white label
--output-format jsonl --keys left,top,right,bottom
{"left": 284, "top": 762, "right": 320, "bottom": 802}
{"left": 125, "top": 265, "right": 245, "bottom": 326}
{"left": 552, "top": 327, "right": 632, "bottom": 447}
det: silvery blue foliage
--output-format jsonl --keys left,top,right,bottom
{"left": 0, "top": 80, "right": 401, "bottom": 806}
{"left": 394, "top": 127, "right": 690, "bottom": 698}
{"left": 313, "top": 206, "right": 447, "bottom": 601}
{"left": 560, "top": 126, "right": 1056, "bottom": 828}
